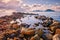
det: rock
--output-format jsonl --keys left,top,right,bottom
{"left": 30, "top": 34, "right": 40, "bottom": 40}
{"left": 9, "top": 33, "right": 17, "bottom": 38}
{"left": 42, "top": 19, "right": 53, "bottom": 27}
{"left": 0, "top": 34, "right": 4, "bottom": 40}
{"left": 40, "top": 38, "right": 43, "bottom": 40}
{"left": 50, "top": 21, "right": 60, "bottom": 28}
{"left": 55, "top": 29, "right": 60, "bottom": 34}
{"left": 5, "top": 30, "right": 16, "bottom": 34}
{"left": 0, "top": 19, "right": 6, "bottom": 24}
{"left": 21, "top": 27, "right": 35, "bottom": 35}
{"left": 20, "top": 23, "right": 30, "bottom": 28}
{"left": 23, "top": 38, "right": 27, "bottom": 40}
{"left": 12, "top": 23, "right": 19, "bottom": 29}
{"left": 34, "top": 23, "right": 39, "bottom": 26}
{"left": 45, "top": 33, "right": 53, "bottom": 40}
{"left": 14, "top": 37, "right": 19, "bottom": 40}
{"left": 40, "top": 16, "right": 47, "bottom": 20}
{"left": 7, "top": 38, "right": 13, "bottom": 40}
{"left": 19, "top": 34, "right": 24, "bottom": 38}
{"left": 35, "top": 16, "right": 38, "bottom": 19}
{"left": 53, "top": 34, "right": 60, "bottom": 40}
{"left": 35, "top": 15, "right": 47, "bottom": 20}
{"left": 47, "top": 17, "right": 53, "bottom": 20}
{"left": 49, "top": 21, "right": 60, "bottom": 34}
{"left": 49, "top": 26, "right": 56, "bottom": 33}
{"left": 35, "top": 29, "right": 44, "bottom": 37}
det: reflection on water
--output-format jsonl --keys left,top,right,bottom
{"left": 20, "top": 15, "right": 42, "bottom": 24}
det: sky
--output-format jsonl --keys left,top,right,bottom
{"left": 23, "top": 0, "right": 60, "bottom": 5}
{"left": 0, "top": 0, "right": 60, "bottom": 15}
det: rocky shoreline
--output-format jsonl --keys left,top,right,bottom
{"left": 0, "top": 12, "right": 60, "bottom": 40}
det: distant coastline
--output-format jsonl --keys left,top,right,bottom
{"left": 32, "top": 9, "right": 55, "bottom": 12}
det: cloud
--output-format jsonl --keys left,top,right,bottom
{"left": 1, "top": 0, "right": 11, "bottom": 3}
{"left": 0, "top": 0, "right": 25, "bottom": 11}
{"left": 0, "top": 9, "right": 16, "bottom": 17}
{"left": 1, "top": 0, "right": 23, "bottom": 4}
{"left": 0, "top": 0, "right": 26, "bottom": 16}
{"left": 0, "top": 0, "right": 60, "bottom": 13}
{"left": 25, "top": 4, "right": 60, "bottom": 12}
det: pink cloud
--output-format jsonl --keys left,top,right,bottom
{"left": 26, "top": 4, "right": 60, "bottom": 12}
{"left": 0, "top": 9, "right": 16, "bottom": 17}
{"left": 0, "top": 0, "right": 60, "bottom": 12}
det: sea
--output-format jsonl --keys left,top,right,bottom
{"left": 0, "top": 12, "right": 60, "bottom": 22}
{"left": 30, "top": 12, "right": 60, "bottom": 21}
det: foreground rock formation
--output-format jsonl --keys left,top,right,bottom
{"left": 0, "top": 12, "right": 60, "bottom": 40}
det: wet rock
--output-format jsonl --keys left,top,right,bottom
{"left": 50, "top": 20, "right": 60, "bottom": 28}
{"left": 21, "top": 27, "right": 35, "bottom": 35}
{"left": 13, "top": 37, "right": 19, "bottom": 40}
{"left": 12, "top": 23, "right": 19, "bottom": 29}
{"left": 9, "top": 33, "right": 17, "bottom": 38}
{"left": 35, "top": 29, "right": 44, "bottom": 37}
{"left": 47, "top": 17, "right": 53, "bottom": 20}
{"left": 30, "top": 34, "right": 40, "bottom": 40}
{"left": 5, "top": 30, "right": 16, "bottom": 34}
{"left": 20, "top": 23, "right": 30, "bottom": 28}
{"left": 19, "top": 34, "right": 24, "bottom": 38}
{"left": 7, "top": 38, "right": 13, "bottom": 40}
{"left": 23, "top": 38, "right": 27, "bottom": 40}
{"left": 49, "top": 26, "right": 56, "bottom": 33}
{"left": 42, "top": 19, "right": 53, "bottom": 27}
{"left": 40, "top": 38, "right": 43, "bottom": 40}
{"left": 49, "top": 21, "right": 60, "bottom": 34}
{"left": 0, "top": 34, "right": 4, "bottom": 40}
{"left": 35, "top": 15, "right": 47, "bottom": 20}
{"left": 34, "top": 23, "right": 39, "bottom": 26}
{"left": 55, "top": 29, "right": 60, "bottom": 34}
{"left": 45, "top": 33, "right": 53, "bottom": 40}
{"left": 40, "top": 16, "right": 47, "bottom": 20}
{"left": 0, "top": 19, "right": 6, "bottom": 24}
{"left": 53, "top": 34, "right": 60, "bottom": 40}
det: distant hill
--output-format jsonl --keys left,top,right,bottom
{"left": 45, "top": 9, "right": 55, "bottom": 12}
{"left": 32, "top": 9, "right": 55, "bottom": 12}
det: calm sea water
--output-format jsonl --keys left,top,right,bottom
{"left": 0, "top": 12, "right": 60, "bottom": 21}
{"left": 30, "top": 12, "right": 60, "bottom": 21}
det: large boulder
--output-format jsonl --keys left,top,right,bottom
{"left": 53, "top": 34, "right": 60, "bottom": 40}
{"left": 50, "top": 20, "right": 60, "bottom": 28}
{"left": 55, "top": 29, "right": 60, "bottom": 34}
{"left": 35, "top": 29, "right": 44, "bottom": 37}
{"left": 21, "top": 27, "right": 35, "bottom": 35}
{"left": 49, "top": 21, "right": 60, "bottom": 34}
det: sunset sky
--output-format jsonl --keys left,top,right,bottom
{"left": 0, "top": 0, "right": 60, "bottom": 15}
